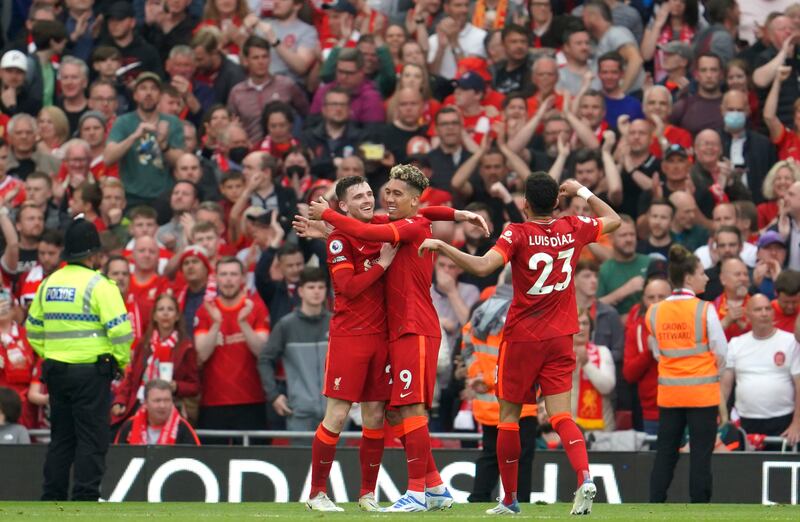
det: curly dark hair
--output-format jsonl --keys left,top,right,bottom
{"left": 389, "top": 164, "right": 429, "bottom": 194}
{"left": 524, "top": 172, "right": 559, "bottom": 215}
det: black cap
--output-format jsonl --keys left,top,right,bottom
{"left": 322, "top": 0, "right": 357, "bottom": 16}
{"left": 63, "top": 218, "right": 102, "bottom": 261}
{"left": 107, "top": 1, "right": 135, "bottom": 21}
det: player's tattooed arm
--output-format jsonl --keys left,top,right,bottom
{"left": 419, "top": 239, "right": 504, "bottom": 277}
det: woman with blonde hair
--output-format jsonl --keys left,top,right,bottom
{"left": 386, "top": 62, "right": 440, "bottom": 127}
{"left": 37, "top": 106, "right": 70, "bottom": 156}
{"left": 196, "top": 0, "right": 251, "bottom": 58}
{"left": 758, "top": 160, "right": 800, "bottom": 229}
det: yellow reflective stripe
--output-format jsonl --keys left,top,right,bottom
{"left": 660, "top": 345, "right": 710, "bottom": 357}
{"left": 83, "top": 273, "right": 102, "bottom": 314}
{"left": 648, "top": 304, "right": 659, "bottom": 356}
{"left": 694, "top": 301, "right": 707, "bottom": 348}
{"left": 27, "top": 331, "right": 45, "bottom": 339}
{"left": 475, "top": 392, "right": 498, "bottom": 403}
{"left": 473, "top": 342, "right": 500, "bottom": 356}
{"left": 658, "top": 375, "right": 720, "bottom": 386}
{"left": 44, "top": 330, "right": 106, "bottom": 340}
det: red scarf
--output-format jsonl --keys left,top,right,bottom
{"left": 576, "top": 343, "right": 604, "bottom": 430}
{"left": 258, "top": 135, "right": 298, "bottom": 159}
{"left": 655, "top": 22, "right": 695, "bottom": 82}
{"left": 0, "top": 323, "right": 32, "bottom": 384}
{"left": 472, "top": 0, "right": 508, "bottom": 30}
{"left": 138, "top": 330, "right": 178, "bottom": 401}
{"left": 176, "top": 273, "right": 217, "bottom": 310}
{"left": 127, "top": 405, "right": 182, "bottom": 445}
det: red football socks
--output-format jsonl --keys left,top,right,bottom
{"left": 402, "top": 416, "right": 430, "bottom": 493}
{"left": 497, "top": 422, "right": 520, "bottom": 505}
{"left": 359, "top": 427, "right": 385, "bottom": 498}
{"left": 426, "top": 450, "right": 444, "bottom": 489}
{"left": 310, "top": 424, "right": 339, "bottom": 498}
{"left": 551, "top": 412, "right": 591, "bottom": 488}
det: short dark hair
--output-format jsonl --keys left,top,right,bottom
{"left": 129, "top": 205, "right": 157, "bottom": 222}
{"left": 40, "top": 229, "right": 63, "bottom": 248}
{"left": 501, "top": 24, "right": 529, "bottom": 43}
{"left": 76, "top": 181, "right": 102, "bottom": 213}
{"left": 695, "top": 52, "right": 722, "bottom": 70}
{"left": 576, "top": 259, "right": 600, "bottom": 274}
{"left": 324, "top": 87, "right": 351, "bottom": 103}
{"left": 649, "top": 197, "right": 675, "bottom": 215}
{"left": 776, "top": 271, "right": 800, "bottom": 296}
{"left": 242, "top": 35, "right": 270, "bottom": 57}
{"left": 32, "top": 20, "right": 67, "bottom": 50}
{"left": 335, "top": 175, "right": 368, "bottom": 201}
{"left": 585, "top": 0, "right": 612, "bottom": 22}
{"left": 91, "top": 45, "right": 121, "bottom": 63}
{"left": 262, "top": 101, "right": 294, "bottom": 136}
{"left": 573, "top": 149, "right": 601, "bottom": 170}
{"left": 435, "top": 106, "right": 460, "bottom": 123}
{"left": 277, "top": 243, "right": 302, "bottom": 260}
{"left": 26, "top": 171, "right": 52, "bottom": 188}
{"left": 338, "top": 48, "right": 364, "bottom": 69}
{"left": 502, "top": 92, "right": 528, "bottom": 109}
{"left": 706, "top": 0, "right": 737, "bottom": 24}
{"left": 144, "top": 379, "right": 174, "bottom": 399}
{"left": 299, "top": 266, "right": 328, "bottom": 286}
{"left": 174, "top": 179, "right": 200, "bottom": 201}
{"left": 715, "top": 224, "right": 742, "bottom": 243}
{"left": 464, "top": 201, "right": 491, "bottom": 215}
{"left": 103, "top": 254, "right": 129, "bottom": 275}
{"left": 221, "top": 170, "right": 244, "bottom": 184}
{"left": 524, "top": 172, "right": 559, "bottom": 215}
{"left": 598, "top": 51, "right": 624, "bottom": 70}
{"left": 0, "top": 387, "right": 22, "bottom": 424}
{"left": 216, "top": 255, "right": 244, "bottom": 273}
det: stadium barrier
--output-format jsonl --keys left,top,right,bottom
{"left": 2, "top": 445, "right": 799, "bottom": 504}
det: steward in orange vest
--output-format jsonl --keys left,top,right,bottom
{"left": 646, "top": 245, "right": 728, "bottom": 504}
{"left": 462, "top": 284, "right": 538, "bottom": 503}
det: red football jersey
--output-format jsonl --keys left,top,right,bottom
{"left": 195, "top": 293, "right": 270, "bottom": 406}
{"left": 128, "top": 273, "right": 169, "bottom": 321}
{"left": 492, "top": 215, "right": 602, "bottom": 342}
{"left": 327, "top": 230, "right": 386, "bottom": 336}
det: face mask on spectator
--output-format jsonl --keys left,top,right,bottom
{"left": 285, "top": 165, "right": 305, "bottom": 178}
{"left": 723, "top": 111, "right": 746, "bottom": 132}
{"left": 229, "top": 147, "right": 249, "bottom": 164}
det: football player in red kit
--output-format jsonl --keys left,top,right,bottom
{"left": 300, "top": 173, "right": 488, "bottom": 512}
{"left": 419, "top": 173, "right": 621, "bottom": 515}
{"left": 308, "top": 166, "right": 489, "bottom": 512}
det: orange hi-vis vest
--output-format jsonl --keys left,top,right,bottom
{"left": 645, "top": 297, "right": 721, "bottom": 408}
{"left": 463, "top": 322, "right": 537, "bottom": 426}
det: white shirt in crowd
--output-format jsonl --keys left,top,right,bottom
{"left": 427, "top": 23, "right": 487, "bottom": 79}
{"left": 694, "top": 242, "right": 758, "bottom": 270}
{"left": 726, "top": 329, "right": 800, "bottom": 419}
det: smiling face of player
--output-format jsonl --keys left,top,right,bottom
{"left": 383, "top": 179, "right": 420, "bottom": 220}
{"left": 338, "top": 181, "right": 375, "bottom": 223}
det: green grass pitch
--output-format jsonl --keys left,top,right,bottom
{"left": 0, "top": 502, "right": 799, "bottom": 520}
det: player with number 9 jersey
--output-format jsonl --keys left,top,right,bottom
{"left": 491, "top": 215, "right": 602, "bottom": 343}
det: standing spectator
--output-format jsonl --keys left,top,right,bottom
{"left": 56, "top": 57, "right": 89, "bottom": 133}
{"left": 772, "top": 270, "right": 800, "bottom": 333}
{"left": 752, "top": 14, "right": 800, "bottom": 129}
{"left": 111, "top": 294, "right": 199, "bottom": 428}
{"left": 624, "top": 277, "right": 672, "bottom": 435}
{"left": 232, "top": 152, "right": 298, "bottom": 224}
{"left": 0, "top": 288, "right": 36, "bottom": 428}
{"left": 196, "top": 0, "right": 251, "bottom": 58}
{"left": 3, "top": 202, "right": 45, "bottom": 277}
{"left": 642, "top": 85, "right": 692, "bottom": 157}
{"left": 491, "top": 25, "right": 535, "bottom": 95}
{"left": 655, "top": 42, "right": 692, "bottom": 101}
{"left": 428, "top": 107, "right": 471, "bottom": 192}
{"left": 598, "top": 216, "right": 652, "bottom": 316}
{"left": 637, "top": 199, "right": 674, "bottom": 260}
{"left": 309, "top": 49, "right": 385, "bottom": 126}
{"left": 640, "top": 0, "right": 699, "bottom": 82}
{"left": 194, "top": 257, "right": 270, "bottom": 436}
{"left": 670, "top": 53, "right": 725, "bottom": 136}
{"left": 156, "top": 180, "right": 200, "bottom": 251}
{"left": 115, "top": 379, "right": 200, "bottom": 445}
{"left": 129, "top": 236, "right": 170, "bottom": 321}
{"left": 105, "top": 73, "right": 184, "bottom": 207}
{"left": 190, "top": 28, "right": 246, "bottom": 106}
{"left": 758, "top": 161, "right": 800, "bottom": 230}
{"left": 669, "top": 191, "right": 709, "bottom": 252}
{"left": 764, "top": 65, "right": 800, "bottom": 162}
{"left": 558, "top": 24, "right": 599, "bottom": 96}
{"left": 616, "top": 119, "right": 659, "bottom": 220}
{"left": 722, "top": 294, "right": 800, "bottom": 446}
{"left": 700, "top": 226, "right": 747, "bottom": 301}
{"left": 6, "top": 114, "right": 60, "bottom": 179}
{"left": 256, "top": 238, "right": 305, "bottom": 325}
{"left": 87, "top": 80, "right": 120, "bottom": 127}
{"left": 773, "top": 181, "right": 800, "bottom": 269}
{"left": 0, "top": 387, "right": 30, "bottom": 444}
{"left": 142, "top": 0, "right": 198, "bottom": 63}
{"left": 375, "top": 88, "right": 429, "bottom": 165}
{"left": 427, "top": 0, "right": 487, "bottom": 79}
{"left": 18, "top": 230, "right": 64, "bottom": 309}
{"left": 598, "top": 51, "right": 644, "bottom": 128}
{"left": 719, "top": 89, "right": 775, "bottom": 204}
{"left": 691, "top": 0, "right": 739, "bottom": 65}
{"left": 301, "top": 88, "right": 363, "bottom": 176}
{"left": 259, "top": 267, "right": 330, "bottom": 434}
{"left": 24, "top": 171, "right": 67, "bottom": 232}
{"left": 28, "top": 20, "right": 68, "bottom": 108}
{"left": 695, "top": 203, "right": 758, "bottom": 270}
{"left": 752, "top": 231, "right": 787, "bottom": 299}
{"left": 226, "top": 36, "right": 308, "bottom": 145}
{"left": 574, "top": 260, "right": 624, "bottom": 364}
{"left": 102, "top": 1, "right": 164, "bottom": 79}
{"left": 713, "top": 258, "right": 752, "bottom": 340}
{"left": 571, "top": 309, "right": 616, "bottom": 432}
{"left": 581, "top": 0, "right": 644, "bottom": 94}
{"left": 103, "top": 255, "right": 143, "bottom": 343}
{"left": 0, "top": 50, "right": 41, "bottom": 117}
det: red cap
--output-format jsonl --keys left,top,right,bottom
{"left": 179, "top": 245, "right": 212, "bottom": 273}
{"left": 457, "top": 57, "right": 491, "bottom": 82}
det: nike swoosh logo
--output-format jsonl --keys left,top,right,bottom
{"left": 358, "top": 246, "right": 365, "bottom": 252}
{"left": 369, "top": 463, "right": 380, "bottom": 468}
{"left": 320, "top": 460, "right": 333, "bottom": 464}
{"left": 569, "top": 440, "right": 582, "bottom": 445}
{"left": 407, "top": 458, "right": 419, "bottom": 463}
{"left": 505, "top": 459, "right": 518, "bottom": 464}
{"left": 399, "top": 391, "right": 412, "bottom": 398}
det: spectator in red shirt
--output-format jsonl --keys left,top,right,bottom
{"left": 115, "top": 380, "right": 200, "bottom": 446}
{"left": 130, "top": 236, "right": 170, "bottom": 321}
{"left": 194, "top": 257, "right": 270, "bottom": 438}
{"left": 772, "top": 270, "right": 800, "bottom": 333}
{"left": 623, "top": 277, "right": 672, "bottom": 435}
{"left": 104, "top": 255, "right": 143, "bottom": 343}
{"left": 0, "top": 288, "right": 36, "bottom": 428}
{"left": 111, "top": 293, "right": 200, "bottom": 429}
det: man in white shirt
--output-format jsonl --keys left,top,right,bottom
{"left": 695, "top": 203, "right": 757, "bottom": 269}
{"left": 722, "top": 294, "right": 800, "bottom": 446}
{"left": 427, "top": 0, "right": 486, "bottom": 79}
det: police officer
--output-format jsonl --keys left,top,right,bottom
{"left": 26, "top": 218, "right": 133, "bottom": 501}
{"left": 645, "top": 244, "right": 728, "bottom": 503}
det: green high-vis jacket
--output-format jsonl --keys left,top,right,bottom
{"left": 26, "top": 264, "right": 133, "bottom": 367}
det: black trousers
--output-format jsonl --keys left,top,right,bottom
{"left": 42, "top": 361, "right": 113, "bottom": 501}
{"left": 649, "top": 405, "right": 717, "bottom": 503}
{"left": 468, "top": 416, "right": 538, "bottom": 503}
{"left": 198, "top": 402, "right": 268, "bottom": 445}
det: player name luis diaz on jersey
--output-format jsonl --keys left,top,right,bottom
{"left": 501, "top": 229, "right": 576, "bottom": 248}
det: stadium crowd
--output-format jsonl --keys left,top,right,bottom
{"left": 0, "top": 0, "right": 799, "bottom": 455}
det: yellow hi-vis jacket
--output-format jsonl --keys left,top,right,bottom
{"left": 26, "top": 264, "right": 133, "bottom": 367}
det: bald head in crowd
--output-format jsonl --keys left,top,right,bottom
{"left": 174, "top": 153, "right": 203, "bottom": 183}
{"left": 132, "top": 236, "right": 159, "bottom": 276}
{"left": 745, "top": 293, "right": 775, "bottom": 335}
{"left": 720, "top": 257, "right": 749, "bottom": 296}
{"left": 669, "top": 191, "right": 697, "bottom": 232}
{"left": 712, "top": 203, "right": 737, "bottom": 230}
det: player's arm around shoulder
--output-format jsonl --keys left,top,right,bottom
{"left": 419, "top": 237, "right": 505, "bottom": 277}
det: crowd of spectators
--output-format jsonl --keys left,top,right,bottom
{"left": 0, "top": 0, "right": 799, "bottom": 449}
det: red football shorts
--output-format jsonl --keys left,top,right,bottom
{"left": 497, "top": 335, "right": 575, "bottom": 404}
{"left": 389, "top": 334, "right": 440, "bottom": 409}
{"left": 324, "top": 333, "right": 391, "bottom": 402}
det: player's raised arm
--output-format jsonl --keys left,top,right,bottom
{"left": 419, "top": 207, "right": 491, "bottom": 237}
{"left": 419, "top": 239, "right": 505, "bottom": 277}
{"left": 559, "top": 179, "right": 621, "bottom": 235}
